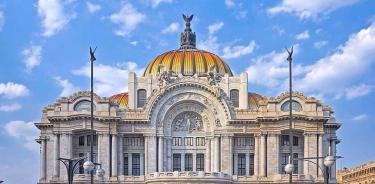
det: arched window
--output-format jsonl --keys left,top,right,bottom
{"left": 230, "top": 89, "right": 239, "bottom": 107}
{"left": 74, "top": 100, "right": 96, "bottom": 111}
{"left": 137, "top": 89, "right": 147, "bottom": 108}
{"left": 281, "top": 100, "right": 302, "bottom": 112}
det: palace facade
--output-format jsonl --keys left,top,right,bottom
{"left": 337, "top": 161, "right": 375, "bottom": 184}
{"left": 36, "top": 15, "right": 341, "bottom": 184}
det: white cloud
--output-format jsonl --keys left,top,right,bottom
{"left": 295, "top": 21, "right": 375, "bottom": 99}
{"left": 109, "top": 2, "right": 146, "bottom": 37}
{"left": 295, "top": 30, "right": 310, "bottom": 40}
{"left": 37, "top": 0, "right": 75, "bottom": 37}
{"left": 161, "top": 22, "right": 179, "bottom": 34}
{"left": 86, "top": 2, "right": 101, "bottom": 13}
{"left": 352, "top": 114, "right": 368, "bottom": 121}
{"left": 225, "top": 0, "right": 236, "bottom": 8}
{"left": 72, "top": 62, "right": 144, "bottom": 96}
{"left": 22, "top": 45, "right": 42, "bottom": 72}
{"left": 4, "top": 120, "right": 39, "bottom": 152}
{"left": 208, "top": 22, "right": 224, "bottom": 35}
{"left": 198, "top": 22, "right": 224, "bottom": 53}
{"left": 130, "top": 41, "right": 138, "bottom": 46}
{"left": 0, "top": 10, "right": 5, "bottom": 31}
{"left": 246, "top": 21, "right": 375, "bottom": 100}
{"left": 314, "top": 40, "right": 328, "bottom": 48}
{"left": 0, "top": 82, "right": 30, "bottom": 99}
{"left": 0, "top": 103, "right": 22, "bottom": 112}
{"left": 54, "top": 76, "right": 80, "bottom": 97}
{"left": 267, "top": 0, "right": 359, "bottom": 20}
{"left": 222, "top": 41, "right": 256, "bottom": 59}
{"left": 345, "top": 84, "right": 373, "bottom": 99}
{"left": 272, "top": 25, "right": 285, "bottom": 35}
{"left": 143, "top": 0, "right": 173, "bottom": 8}
{"left": 246, "top": 45, "right": 306, "bottom": 90}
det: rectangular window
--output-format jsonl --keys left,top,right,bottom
{"left": 196, "top": 137, "right": 205, "bottom": 146}
{"left": 132, "top": 153, "right": 140, "bottom": 176}
{"left": 93, "top": 135, "right": 97, "bottom": 146}
{"left": 79, "top": 153, "right": 84, "bottom": 174}
{"left": 87, "top": 135, "right": 91, "bottom": 146}
{"left": 196, "top": 154, "right": 204, "bottom": 171}
{"left": 185, "top": 154, "right": 193, "bottom": 171}
{"left": 249, "top": 154, "right": 254, "bottom": 175}
{"left": 281, "top": 153, "right": 298, "bottom": 174}
{"left": 184, "top": 137, "right": 194, "bottom": 146}
{"left": 173, "top": 154, "right": 181, "bottom": 171}
{"left": 293, "top": 136, "right": 299, "bottom": 146}
{"left": 238, "top": 153, "right": 246, "bottom": 176}
{"left": 79, "top": 136, "right": 85, "bottom": 146}
{"left": 124, "top": 154, "right": 129, "bottom": 175}
{"left": 281, "top": 135, "right": 290, "bottom": 146}
{"left": 172, "top": 137, "right": 182, "bottom": 146}
{"left": 293, "top": 153, "right": 298, "bottom": 174}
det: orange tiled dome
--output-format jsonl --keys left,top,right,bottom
{"left": 143, "top": 49, "right": 233, "bottom": 77}
{"left": 110, "top": 92, "right": 128, "bottom": 108}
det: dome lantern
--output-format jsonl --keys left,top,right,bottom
{"left": 180, "top": 14, "right": 196, "bottom": 49}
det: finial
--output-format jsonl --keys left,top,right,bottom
{"left": 180, "top": 14, "right": 196, "bottom": 49}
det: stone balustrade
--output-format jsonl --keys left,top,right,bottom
{"left": 146, "top": 171, "right": 232, "bottom": 183}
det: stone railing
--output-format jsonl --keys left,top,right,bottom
{"left": 146, "top": 171, "right": 232, "bottom": 183}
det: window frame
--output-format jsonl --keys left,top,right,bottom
{"left": 196, "top": 154, "right": 204, "bottom": 171}
{"left": 185, "top": 154, "right": 193, "bottom": 171}
{"left": 137, "top": 89, "right": 147, "bottom": 108}
{"left": 173, "top": 154, "right": 181, "bottom": 171}
{"left": 230, "top": 89, "right": 240, "bottom": 108}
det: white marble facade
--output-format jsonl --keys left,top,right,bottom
{"left": 35, "top": 16, "right": 341, "bottom": 184}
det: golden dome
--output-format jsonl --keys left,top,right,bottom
{"left": 143, "top": 14, "right": 233, "bottom": 77}
{"left": 110, "top": 92, "right": 128, "bottom": 108}
{"left": 143, "top": 49, "right": 233, "bottom": 77}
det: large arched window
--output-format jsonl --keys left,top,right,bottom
{"left": 137, "top": 89, "right": 147, "bottom": 108}
{"left": 281, "top": 100, "right": 302, "bottom": 112}
{"left": 74, "top": 100, "right": 96, "bottom": 111}
{"left": 230, "top": 89, "right": 239, "bottom": 107}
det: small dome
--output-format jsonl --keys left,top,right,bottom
{"left": 110, "top": 92, "right": 128, "bottom": 108}
{"left": 143, "top": 14, "right": 233, "bottom": 77}
{"left": 248, "top": 92, "right": 266, "bottom": 109}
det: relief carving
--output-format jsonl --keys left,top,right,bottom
{"left": 172, "top": 112, "right": 203, "bottom": 132}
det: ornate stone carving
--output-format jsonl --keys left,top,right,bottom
{"left": 215, "top": 118, "right": 221, "bottom": 127}
{"left": 172, "top": 111, "right": 203, "bottom": 132}
{"left": 207, "top": 65, "right": 224, "bottom": 86}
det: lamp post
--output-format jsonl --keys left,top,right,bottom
{"left": 58, "top": 157, "right": 90, "bottom": 184}
{"left": 84, "top": 46, "right": 97, "bottom": 184}
{"left": 284, "top": 46, "right": 294, "bottom": 183}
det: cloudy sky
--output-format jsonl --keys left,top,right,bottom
{"left": 1, "top": 0, "right": 375, "bottom": 183}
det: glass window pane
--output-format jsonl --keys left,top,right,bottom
{"left": 196, "top": 154, "right": 204, "bottom": 171}
{"left": 132, "top": 153, "right": 140, "bottom": 176}
{"left": 185, "top": 154, "right": 193, "bottom": 171}
{"left": 137, "top": 89, "right": 147, "bottom": 108}
{"left": 230, "top": 89, "right": 239, "bottom": 107}
{"left": 173, "top": 154, "right": 181, "bottom": 171}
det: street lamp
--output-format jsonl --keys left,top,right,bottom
{"left": 89, "top": 46, "right": 97, "bottom": 184}
{"left": 285, "top": 46, "right": 294, "bottom": 183}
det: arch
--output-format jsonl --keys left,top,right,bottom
{"left": 73, "top": 100, "right": 96, "bottom": 111}
{"left": 144, "top": 81, "right": 235, "bottom": 126}
{"left": 281, "top": 100, "right": 303, "bottom": 112}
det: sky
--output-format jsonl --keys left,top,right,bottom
{"left": 0, "top": 0, "right": 375, "bottom": 183}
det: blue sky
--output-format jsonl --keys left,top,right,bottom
{"left": 0, "top": 0, "right": 375, "bottom": 183}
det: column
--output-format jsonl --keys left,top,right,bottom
{"left": 193, "top": 153, "right": 197, "bottom": 171}
{"left": 214, "top": 136, "right": 220, "bottom": 172}
{"left": 330, "top": 139, "right": 337, "bottom": 181}
{"left": 254, "top": 135, "right": 259, "bottom": 176}
{"left": 304, "top": 134, "right": 309, "bottom": 175}
{"left": 211, "top": 138, "right": 215, "bottom": 171}
{"left": 158, "top": 137, "right": 164, "bottom": 172}
{"left": 181, "top": 153, "right": 185, "bottom": 171}
{"left": 267, "top": 134, "right": 279, "bottom": 175}
{"left": 246, "top": 153, "right": 250, "bottom": 176}
{"left": 40, "top": 139, "right": 47, "bottom": 181}
{"left": 233, "top": 153, "right": 238, "bottom": 175}
{"left": 259, "top": 134, "right": 266, "bottom": 177}
{"left": 53, "top": 134, "right": 60, "bottom": 179}
{"left": 111, "top": 134, "right": 118, "bottom": 177}
{"left": 129, "top": 153, "right": 133, "bottom": 175}
{"left": 318, "top": 134, "right": 323, "bottom": 178}
{"left": 140, "top": 152, "right": 145, "bottom": 175}
{"left": 118, "top": 135, "right": 124, "bottom": 176}
{"left": 205, "top": 138, "right": 211, "bottom": 172}
{"left": 59, "top": 134, "right": 71, "bottom": 180}
{"left": 166, "top": 137, "right": 172, "bottom": 171}
{"left": 221, "top": 135, "right": 233, "bottom": 174}
{"left": 101, "top": 134, "right": 111, "bottom": 179}
{"left": 145, "top": 136, "right": 157, "bottom": 174}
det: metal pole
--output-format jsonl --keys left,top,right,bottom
{"left": 90, "top": 49, "right": 94, "bottom": 184}
{"left": 288, "top": 49, "right": 293, "bottom": 184}
{"left": 325, "top": 166, "right": 329, "bottom": 184}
